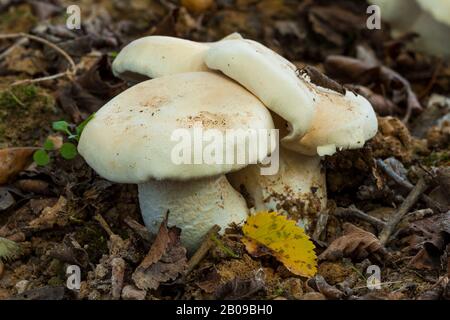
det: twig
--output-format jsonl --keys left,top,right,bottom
{"left": 186, "top": 225, "right": 220, "bottom": 275}
{"left": 0, "top": 33, "right": 76, "bottom": 85}
{"left": 94, "top": 214, "right": 115, "bottom": 237}
{"left": 335, "top": 206, "right": 386, "bottom": 231}
{"left": 0, "top": 37, "right": 28, "bottom": 61}
{"left": 312, "top": 210, "right": 329, "bottom": 243}
{"left": 376, "top": 159, "right": 443, "bottom": 212}
{"left": 6, "top": 90, "right": 25, "bottom": 106}
{"left": 379, "top": 178, "right": 427, "bottom": 245}
{"left": 12, "top": 72, "right": 69, "bottom": 86}
{"left": 376, "top": 159, "right": 412, "bottom": 189}
{"left": 419, "top": 59, "right": 442, "bottom": 99}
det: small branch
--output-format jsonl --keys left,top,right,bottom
{"left": 376, "top": 159, "right": 443, "bottom": 212}
{"left": 312, "top": 210, "right": 329, "bottom": 243}
{"left": 335, "top": 206, "right": 386, "bottom": 231}
{"left": 0, "top": 33, "right": 76, "bottom": 85}
{"left": 94, "top": 214, "right": 115, "bottom": 237}
{"left": 0, "top": 37, "right": 28, "bottom": 61}
{"left": 11, "top": 72, "right": 68, "bottom": 86}
{"left": 186, "top": 225, "right": 220, "bottom": 275}
{"left": 376, "top": 159, "right": 412, "bottom": 189}
{"left": 379, "top": 178, "right": 427, "bottom": 245}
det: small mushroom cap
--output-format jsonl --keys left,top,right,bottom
{"left": 204, "top": 39, "right": 316, "bottom": 142}
{"left": 283, "top": 88, "right": 378, "bottom": 156}
{"left": 112, "top": 33, "right": 243, "bottom": 82}
{"left": 78, "top": 72, "right": 275, "bottom": 183}
{"left": 228, "top": 148, "right": 326, "bottom": 230}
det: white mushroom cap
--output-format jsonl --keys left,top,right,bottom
{"left": 78, "top": 72, "right": 275, "bottom": 183}
{"left": 283, "top": 88, "right": 378, "bottom": 156}
{"left": 227, "top": 148, "right": 326, "bottom": 230}
{"left": 205, "top": 39, "right": 316, "bottom": 142}
{"left": 139, "top": 175, "right": 248, "bottom": 251}
{"left": 204, "top": 39, "right": 377, "bottom": 156}
{"left": 112, "top": 33, "right": 243, "bottom": 82}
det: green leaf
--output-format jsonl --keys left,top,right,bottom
{"left": 52, "top": 120, "right": 72, "bottom": 135}
{"left": 33, "top": 149, "right": 50, "bottom": 166}
{"left": 43, "top": 139, "right": 55, "bottom": 151}
{"left": 60, "top": 142, "right": 78, "bottom": 160}
{"left": 76, "top": 113, "right": 95, "bottom": 138}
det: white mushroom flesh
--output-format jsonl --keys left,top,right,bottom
{"left": 227, "top": 148, "right": 326, "bottom": 230}
{"left": 139, "top": 175, "right": 248, "bottom": 251}
{"left": 112, "top": 33, "right": 243, "bottom": 82}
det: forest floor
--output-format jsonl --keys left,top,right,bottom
{"left": 0, "top": 0, "right": 449, "bottom": 300}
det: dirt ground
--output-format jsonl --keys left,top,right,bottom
{"left": 0, "top": 0, "right": 449, "bottom": 300}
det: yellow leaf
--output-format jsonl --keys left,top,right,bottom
{"left": 242, "top": 211, "right": 317, "bottom": 278}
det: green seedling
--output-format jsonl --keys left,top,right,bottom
{"left": 33, "top": 113, "right": 95, "bottom": 166}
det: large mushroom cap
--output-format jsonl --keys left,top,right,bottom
{"left": 78, "top": 72, "right": 275, "bottom": 183}
{"left": 112, "top": 33, "right": 243, "bottom": 82}
{"left": 204, "top": 39, "right": 316, "bottom": 142}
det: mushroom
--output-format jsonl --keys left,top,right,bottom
{"left": 112, "top": 33, "right": 243, "bottom": 83}
{"left": 369, "top": 0, "right": 450, "bottom": 57}
{"left": 204, "top": 39, "right": 377, "bottom": 225}
{"left": 227, "top": 147, "right": 326, "bottom": 230}
{"left": 109, "top": 35, "right": 377, "bottom": 231}
{"left": 78, "top": 72, "right": 275, "bottom": 251}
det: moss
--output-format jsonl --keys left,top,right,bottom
{"left": 0, "top": 4, "right": 37, "bottom": 33}
{"left": 422, "top": 151, "right": 450, "bottom": 167}
{"left": 74, "top": 222, "right": 108, "bottom": 263}
{"left": 47, "top": 276, "right": 65, "bottom": 286}
{"left": 0, "top": 84, "right": 59, "bottom": 147}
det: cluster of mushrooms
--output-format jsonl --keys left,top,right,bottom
{"left": 78, "top": 33, "right": 378, "bottom": 251}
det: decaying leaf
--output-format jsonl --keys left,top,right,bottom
{"left": 406, "top": 211, "right": 450, "bottom": 270}
{"left": 12, "top": 286, "right": 65, "bottom": 300}
{"left": 214, "top": 272, "right": 266, "bottom": 300}
{"left": 0, "top": 147, "right": 36, "bottom": 185}
{"left": 0, "top": 188, "right": 15, "bottom": 211}
{"left": 319, "top": 223, "right": 385, "bottom": 262}
{"left": 132, "top": 217, "right": 187, "bottom": 290}
{"left": 28, "top": 196, "right": 68, "bottom": 230}
{"left": 242, "top": 211, "right": 317, "bottom": 278}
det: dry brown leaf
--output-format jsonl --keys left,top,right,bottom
{"left": 319, "top": 223, "right": 384, "bottom": 261}
{"left": 181, "top": 0, "right": 213, "bottom": 14}
{"left": 0, "top": 147, "right": 36, "bottom": 185}
{"left": 407, "top": 211, "right": 450, "bottom": 270}
{"left": 28, "top": 196, "right": 68, "bottom": 230}
{"left": 132, "top": 217, "right": 187, "bottom": 290}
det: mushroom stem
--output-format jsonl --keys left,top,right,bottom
{"left": 138, "top": 174, "right": 249, "bottom": 252}
{"left": 227, "top": 148, "right": 326, "bottom": 231}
